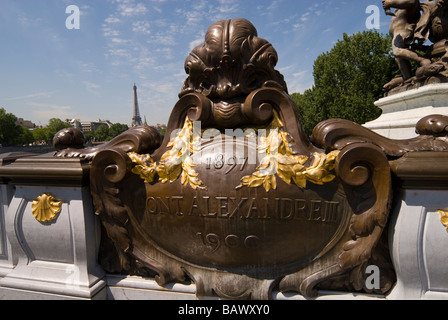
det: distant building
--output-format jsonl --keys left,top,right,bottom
{"left": 155, "top": 123, "right": 167, "bottom": 135}
{"left": 69, "top": 119, "right": 113, "bottom": 133}
{"left": 16, "top": 118, "right": 36, "bottom": 129}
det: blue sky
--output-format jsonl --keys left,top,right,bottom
{"left": 0, "top": 0, "right": 390, "bottom": 127}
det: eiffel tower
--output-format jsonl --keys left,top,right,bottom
{"left": 131, "top": 83, "right": 143, "bottom": 127}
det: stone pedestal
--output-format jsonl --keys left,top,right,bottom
{"left": 388, "top": 152, "right": 448, "bottom": 300}
{"left": 365, "top": 84, "right": 448, "bottom": 139}
{"left": 0, "top": 154, "right": 106, "bottom": 300}
{"left": 0, "top": 153, "right": 34, "bottom": 278}
{"left": 0, "top": 184, "right": 14, "bottom": 278}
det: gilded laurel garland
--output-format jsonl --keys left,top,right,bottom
{"left": 129, "top": 112, "right": 339, "bottom": 192}
{"left": 237, "top": 111, "right": 340, "bottom": 192}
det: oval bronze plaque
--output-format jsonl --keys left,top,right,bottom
{"left": 133, "top": 137, "right": 351, "bottom": 272}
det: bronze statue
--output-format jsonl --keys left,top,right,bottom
{"left": 54, "top": 18, "right": 448, "bottom": 299}
{"left": 383, "top": 0, "right": 431, "bottom": 80}
{"left": 383, "top": 0, "right": 448, "bottom": 95}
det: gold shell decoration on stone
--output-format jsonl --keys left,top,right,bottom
{"left": 31, "top": 194, "right": 63, "bottom": 223}
{"left": 437, "top": 210, "right": 448, "bottom": 232}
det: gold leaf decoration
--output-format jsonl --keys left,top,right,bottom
{"left": 437, "top": 210, "right": 448, "bottom": 232}
{"left": 128, "top": 117, "right": 205, "bottom": 190}
{"left": 31, "top": 194, "right": 63, "bottom": 223}
{"left": 128, "top": 112, "right": 338, "bottom": 192}
{"left": 128, "top": 152, "right": 158, "bottom": 183}
{"left": 237, "top": 111, "right": 339, "bottom": 192}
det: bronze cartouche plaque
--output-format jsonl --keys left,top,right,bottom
{"left": 135, "top": 136, "right": 351, "bottom": 272}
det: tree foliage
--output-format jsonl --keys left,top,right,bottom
{"left": 91, "top": 123, "right": 129, "bottom": 142}
{"left": 31, "top": 118, "right": 72, "bottom": 144}
{"left": 292, "top": 30, "right": 399, "bottom": 135}
{"left": 0, "top": 108, "right": 22, "bottom": 146}
{"left": 108, "top": 123, "right": 129, "bottom": 139}
{"left": 0, "top": 107, "right": 130, "bottom": 147}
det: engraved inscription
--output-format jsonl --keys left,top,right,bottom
{"left": 197, "top": 232, "right": 261, "bottom": 252}
{"left": 145, "top": 194, "right": 340, "bottom": 223}
{"left": 142, "top": 138, "right": 349, "bottom": 268}
{"left": 205, "top": 154, "right": 249, "bottom": 175}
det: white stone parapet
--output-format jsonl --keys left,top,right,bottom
{"left": 365, "top": 84, "right": 448, "bottom": 139}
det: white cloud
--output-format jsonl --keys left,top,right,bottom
{"left": 189, "top": 38, "right": 203, "bottom": 51}
{"left": 217, "top": 4, "right": 239, "bottom": 14}
{"left": 18, "top": 13, "right": 42, "bottom": 27}
{"left": 105, "top": 16, "right": 121, "bottom": 24}
{"left": 103, "top": 27, "right": 120, "bottom": 37}
{"left": 29, "top": 102, "right": 74, "bottom": 121}
{"left": 287, "top": 70, "right": 313, "bottom": 94}
{"left": 152, "top": 6, "right": 162, "bottom": 14}
{"left": 110, "top": 37, "right": 130, "bottom": 44}
{"left": 132, "top": 21, "right": 151, "bottom": 34}
{"left": 78, "top": 61, "right": 101, "bottom": 74}
{"left": 118, "top": 2, "right": 148, "bottom": 17}
{"left": 107, "top": 48, "right": 132, "bottom": 58}
{"left": 155, "top": 48, "right": 174, "bottom": 60}
{"left": 79, "top": 5, "right": 91, "bottom": 16}
{"left": 3, "top": 91, "right": 57, "bottom": 101}
{"left": 147, "top": 34, "right": 175, "bottom": 46}
{"left": 82, "top": 81, "right": 102, "bottom": 95}
{"left": 292, "top": 70, "right": 308, "bottom": 78}
{"left": 301, "top": 12, "right": 310, "bottom": 22}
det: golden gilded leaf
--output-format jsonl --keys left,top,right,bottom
{"left": 292, "top": 174, "right": 307, "bottom": 189}
{"left": 131, "top": 165, "right": 157, "bottom": 183}
{"left": 128, "top": 117, "right": 205, "bottom": 189}
{"left": 128, "top": 152, "right": 158, "bottom": 183}
{"left": 277, "top": 165, "right": 294, "bottom": 184}
{"left": 237, "top": 111, "right": 339, "bottom": 192}
{"left": 181, "top": 156, "right": 205, "bottom": 190}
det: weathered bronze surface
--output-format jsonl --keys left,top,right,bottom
{"left": 383, "top": 0, "right": 448, "bottom": 95}
{"left": 54, "top": 18, "right": 448, "bottom": 299}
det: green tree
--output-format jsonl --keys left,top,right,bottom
{"left": 47, "top": 118, "right": 71, "bottom": 140}
{"left": 94, "top": 124, "right": 110, "bottom": 142}
{"left": 108, "top": 123, "right": 129, "bottom": 139}
{"left": 30, "top": 118, "right": 71, "bottom": 144}
{"left": 292, "top": 30, "right": 398, "bottom": 135}
{"left": 32, "top": 127, "right": 49, "bottom": 144}
{"left": 0, "top": 108, "right": 22, "bottom": 146}
{"left": 17, "top": 126, "right": 34, "bottom": 145}
{"left": 84, "top": 131, "right": 94, "bottom": 144}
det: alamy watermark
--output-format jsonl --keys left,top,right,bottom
{"left": 365, "top": 5, "right": 382, "bottom": 30}
{"left": 64, "top": 5, "right": 383, "bottom": 32}
{"left": 66, "top": 5, "right": 80, "bottom": 30}
{"left": 365, "top": 265, "right": 381, "bottom": 290}
{"left": 64, "top": 5, "right": 384, "bottom": 31}
{"left": 169, "top": 121, "right": 272, "bottom": 168}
